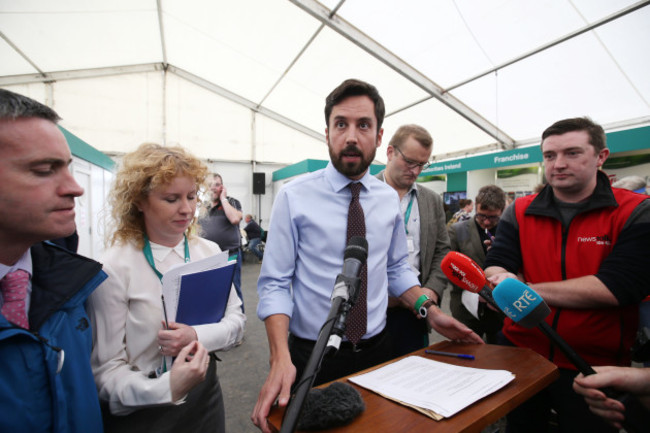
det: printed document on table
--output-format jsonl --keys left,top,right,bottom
{"left": 348, "top": 355, "right": 515, "bottom": 419}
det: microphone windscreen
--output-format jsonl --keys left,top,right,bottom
{"left": 297, "top": 382, "right": 365, "bottom": 430}
{"left": 345, "top": 236, "right": 368, "bottom": 263}
{"left": 441, "top": 251, "right": 487, "bottom": 293}
{"left": 492, "top": 278, "right": 551, "bottom": 328}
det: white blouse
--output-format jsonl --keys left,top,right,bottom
{"left": 88, "top": 236, "right": 245, "bottom": 415}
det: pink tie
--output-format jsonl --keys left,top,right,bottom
{"left": 1, "top": 269, "right": 30, "bottom": 329}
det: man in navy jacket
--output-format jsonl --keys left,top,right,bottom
{"left": 0, "top": 88, "right": 106, "bottom": 432}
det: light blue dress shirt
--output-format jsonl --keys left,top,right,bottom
{"left": 257, "top": 163, "right": 420, "bottom": 340}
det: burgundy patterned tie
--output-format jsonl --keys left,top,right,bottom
{"left": 345, "top": 182, "right": 367, "bottom": 344}
{"left": 1, "top": 269, "right": 30, "bottom": 329}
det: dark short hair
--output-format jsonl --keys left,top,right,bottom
{"left": 324, "top": 79, "right": 385, "bottom": 130}
{"left": 541, "top": 117, "right": 606, "bottom": 152}
{"left": 389, "top": 124, "right": 433, "bottom": 150}
{"left": 475, "top": 185, "right": 506, "bottom": 211}
{"left": 457, "top": 199, "right": 472, "bottom": 208}
{"left": 0, "top": 88, "right": 61, "bottom": 122}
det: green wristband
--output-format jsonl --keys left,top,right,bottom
{"left": 414, "top": 294, "right": 430, "bottom": 313}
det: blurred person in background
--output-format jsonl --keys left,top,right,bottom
{"left": 448, "top": 185, "right": 506, "bottom": 343}
{"left": 202, "top": 174, "right": 245, "bottom": 311}
{"left": 243, "top": 214, "right": 264, "bottom": 262}
{"left": 447, "top": 198, "right": 473, "bottom": 226}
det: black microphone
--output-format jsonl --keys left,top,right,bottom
{"left": 327, "top": 236, "right": 368, "bottom": 352}
{"left": 280, "top": 237, "right": 367, "bottom": 433}
{"left": 332, "top": 236, "right": 368, "bottom": 302}
{"left": 297, "top": 382, "right": 365, "bottom": 430}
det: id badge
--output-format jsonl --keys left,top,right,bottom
{"left": 406, "top": 236, "right": 415, "bottom": 253}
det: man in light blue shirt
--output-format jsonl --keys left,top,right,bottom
{"left": 251, "top": 79, "right": 482, "bottom": 433}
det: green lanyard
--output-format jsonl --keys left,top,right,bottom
{"left": 143, "top": 234, "right": 190, "bottom": 281}
{"left": 143, "top": 234, "right": 189, "bottom": 374}
{"left": 403, "top": 192, "right": 415, "bottom": 235}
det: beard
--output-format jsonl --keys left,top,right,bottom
{"left": 329, "top": 143, "right": 377, "bottom": 179}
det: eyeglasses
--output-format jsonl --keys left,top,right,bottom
{"left": 393, "top": 146, "right": 431, "bottom": 170}
{"left": 475, "top": 213, "right": 500, "bottom": 222}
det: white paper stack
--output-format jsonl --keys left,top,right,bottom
{"left": 348, "top": 355, "right": 515, "bottom": 419}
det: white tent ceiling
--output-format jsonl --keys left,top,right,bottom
{"left": 1, "top": 0, "right": 649, "bottom": 165}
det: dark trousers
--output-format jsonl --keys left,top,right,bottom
{"left": 101, "top": 356, "right": 225, "bottom": 433}
{"left": 450, "top": 286, "right": 503, "bottom": 344}
{"left": 289, "top": 330, "right": 392, "bottom": 387}
{"left": 385, "top": 307, "right": 428, "bottom": 358}
{"left": 497, "top": 333, "right": 618, "bottom": 433}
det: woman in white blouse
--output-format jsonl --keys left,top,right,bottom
{"left": 88, "top": 143, "right": 245, "bottom": 432}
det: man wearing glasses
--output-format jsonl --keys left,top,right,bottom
{"left": 376, "top": 124, "right": 451, "bottom": 358}
{"left": 448, "top": 185, "right": 506, "bottom": 343}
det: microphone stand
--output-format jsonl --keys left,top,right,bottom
{"left": 280, "top": 274, "right": 359, "bottom": 433}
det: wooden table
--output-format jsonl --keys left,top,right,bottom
{"left": 268, "top": 341, "right": 559, "bottom": 433}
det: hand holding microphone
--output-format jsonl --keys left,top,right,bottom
{"left": 491, "top": 278, "right": 594, "bottom": 375}
{"left": 492, "top": 278, "right": 648, "bottom": 432}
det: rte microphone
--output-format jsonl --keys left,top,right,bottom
{"left": 441, "top": 251, "right": 499, "bottom": 311}
{"left": 492, "top": 278, "right": 595, "bottom": 376}
{"left": 492, "top": 278, "right": 648, "bottom": 433}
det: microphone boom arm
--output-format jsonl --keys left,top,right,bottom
{"left": 280, "top": 274, "right": 360, "bottom": 433}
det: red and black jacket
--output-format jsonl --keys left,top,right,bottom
{"left": 485, "top": 171, "right": 650, "bottom": 369}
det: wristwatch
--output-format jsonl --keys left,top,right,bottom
{"left": 414, "top": 294, "right": 438, "bottom": 318}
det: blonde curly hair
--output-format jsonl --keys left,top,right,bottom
{"left": 108, "top": 143, "right": 208, "bottom": 248}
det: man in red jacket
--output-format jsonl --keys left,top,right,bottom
{"left": 485, "top": 117, "right": 650, "bottom": 433}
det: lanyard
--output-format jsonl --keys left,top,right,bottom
{"left": 143, "top": 234, "right": 189, "bottom": 374}
{"left": 403, "top": 192, "right": 415, "bottom": 235}
{"left": 143, "top": 234, "right": 190, "bottom": 281}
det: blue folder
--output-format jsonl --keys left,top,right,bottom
{"left": 175, "top": 262, "right": 235, "bottom": 326}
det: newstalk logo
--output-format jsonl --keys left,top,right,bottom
{"left": 577, "top": 234, "right": 612, "bottom": 246}
{"left": 449, "top": 263, "right": 479, "bottom": 291}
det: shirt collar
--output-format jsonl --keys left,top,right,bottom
{"left": 149, "top": 238, "right": 186, "bottom": 263}
{"left": 325, "top": 162, "right": 373, "bottom": 193}
{"left": 407, "top": 181, "right": 418, "bottom": 197}
{"left": 0, "top": 249, "right": 33, "bottom": 281}
{"left": 376, "top": 169, "right": 417, "bottom": 198}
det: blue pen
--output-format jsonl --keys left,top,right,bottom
{"left": 425, "top": 349, "right": 475, "bottom": 360}
{"left": 485, "top": 228, "right": 495, "bottom": 242}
